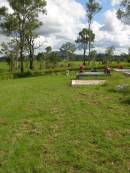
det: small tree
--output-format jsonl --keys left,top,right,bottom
{"left": 76, "top": 28, "right": 95, "bottom": 65}
{"left": 1, "top": 40, "right": 19, "bottom": 71}
{"left": 45, "top": 46, "right": 52, "bottom": 68}
{"left": 49, "top": 52, "right": 60, "bottom": 68}
{"left": 105, "top": 46, "right": 115, "bottom": 66}
{"left": 90, "top": 50, "right": 97, "bottom": 67}
{"left": 60, "top": 42, "right": 76, "bottom": 61}
{"left": 46, "top": 46, "right": 52, "bottom": 55}
{"left": 37, "top": 52, "right": 45, "bottom": 70}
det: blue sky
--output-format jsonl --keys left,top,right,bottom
{"left": 77, "top": 0, "right": 120, "bottom": 24}
{"left": 73, "top": 0, "right": 130, "bottom": 54}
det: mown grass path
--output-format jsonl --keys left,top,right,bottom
{"left": 0, "top": 73, "right": 130, "bottom": 173}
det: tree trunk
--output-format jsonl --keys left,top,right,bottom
{"left": 29, "top": 52, "right": 34, "bottom": 70}
{"left": 83, "top": 48, "right": 86, "bottom": 65}
{"left": 30, "top": 58, "right": 33, "bottom": 70}
{"left": 10, "top": 59, "right": 13, "bottom": 72}
{"left": 88, "top": 22, "right": 91, "bottom": 65}
{"left": 20, "top": 45, "right": 24, "bottom": 73}
{"left": 29, "top": 46, "right": 34, "bottom": 70}
{"left": 19, "top": 25, "right": 25, "bottom": 73}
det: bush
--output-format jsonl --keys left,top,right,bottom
{"left": 117, "top": 64, "right": 124, "bottom": 69}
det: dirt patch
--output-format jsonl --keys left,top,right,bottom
{"left": 19, "top": 119, "right": 42, "bottom": 135}
{"left": 105, "top": 130, "right": 122, "bottom": 140}
{"left": 126, "top": 160, "right": 130, "bottom": 171}
{"left": 0, "top": 119, "right": 8, "bottom": 126}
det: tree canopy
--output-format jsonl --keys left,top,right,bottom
{"left": 0, "top": 0, "right": 47, "bottom": 72}
{"left": 60, "top": 42, "right": 76, "bottom": 60}
{"left": 117, "top": 0, "right": 130, "bottom": 24}
{"left": 76, "top": 28, "right": 95, "bottom": 65}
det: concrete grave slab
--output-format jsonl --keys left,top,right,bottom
{"left": 71, "top": 80, "right": 106, "bottom": 86}
{"left": 114, "top": 69, "right": 130, "bottom": 72}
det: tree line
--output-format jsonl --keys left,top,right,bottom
{"left": 0, "top": 0, "right": 130, "bottom": 73}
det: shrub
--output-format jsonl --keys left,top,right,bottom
{"left": 117, "top": 64, "right": 124, "bottom": 69}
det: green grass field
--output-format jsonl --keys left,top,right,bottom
{"left": 0, "top": 72, "right": 130, "bottom": 173}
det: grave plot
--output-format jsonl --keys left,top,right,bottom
{"left": 71, "top": 80, "right": 106, "bottom": 86}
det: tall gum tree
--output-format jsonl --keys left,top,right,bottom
{"left": 86, "top": 0, "right": 101, "bottom": 62}
{"left": 25, "top": 17, "right": 42, "bottom": 70}
{"left": 0, "top": 0, "right": 46, "bottom": 73}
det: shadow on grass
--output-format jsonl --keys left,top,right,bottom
{"left": 120, "top": 97, "right": 130, "bottom": 105}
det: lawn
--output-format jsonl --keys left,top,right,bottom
{"left": 0, "top": 72, "right": 130, "bottom": 173}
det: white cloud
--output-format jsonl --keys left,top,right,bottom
{"left": 0, "top": 0, "right": 86, "bottom": 51}
{"left": 101, "top": 10, "right": 130, "bottom": 48}
{"left": 111, "top": 0, "right": 122, "bottom": 6}
{"left": 37, "top": 0, "right": 86, "bottom": 50}
{"left": 89, "top": 9, "right": 130, "bottom": 54}
{"left": 0, "top": 0, "right": 130, "bottom": 55}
